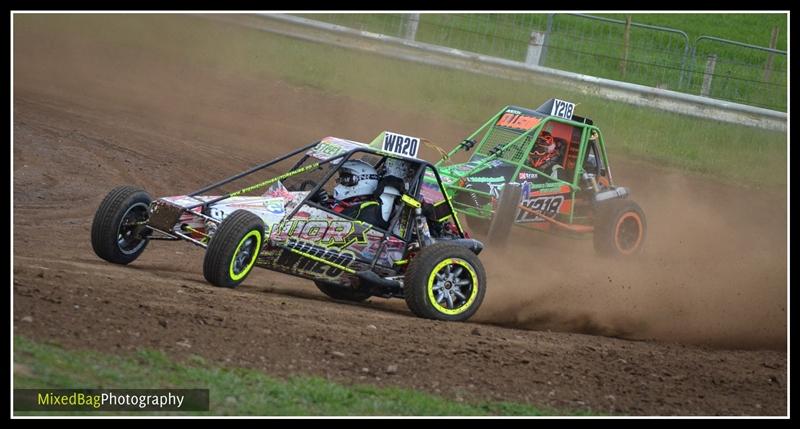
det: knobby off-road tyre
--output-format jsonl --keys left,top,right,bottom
{"left": 593, "top": 199, "right": 647, "bottom": 257}
{"left": 203, "top": 210, "right": 265, "bottom": 288}
{"left": 91, "top": 186, "right": 152, "bottom": 265}
{"left": 487, "top": 183, "right": 522, "bottom": 248}
{"left": 315, "top": 281, "right": 371, "bottom": 302}
{"left": 404, "top": 242, "right": 487, "bottom": 321}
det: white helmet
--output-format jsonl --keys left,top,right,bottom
{"left": 334, "top": 160, "right": 379, "bottom": 201}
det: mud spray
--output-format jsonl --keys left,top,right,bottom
{"left": 473, "top": 168, "right": 787, "bottom": 350}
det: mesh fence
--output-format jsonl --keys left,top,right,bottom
{"left": 291, "top": 13, "right": 787, "bottom": 112}
{"left": 543, "top": 15, "right": 691, "bottom": 92}
{"left": 686, "top": 37, "right": 787, "bottom": 110}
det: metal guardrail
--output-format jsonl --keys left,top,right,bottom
{"left": 289, "top": 13, "right": 787, "bottom": 113}
{"left": 211, "top": 13, "right": 786, "bottom": 132}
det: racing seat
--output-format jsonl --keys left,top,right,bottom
{"left": 375, "top": 176, "right": 406, "bottom": 232}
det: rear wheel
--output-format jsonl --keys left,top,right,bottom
{"left": 203, "top": 210, "right": 265, "bottom": 288}
{"left": 315, "top": 281, "right": 371, "bottom": 302}
{"left": 404, "top": 243, "right": 486, "bottom": 321}
{"left": 91, "top": 186, "right": 152, "bottom": 265}
{"left": 593, "top": 199, "right": 646, "bottom": 257}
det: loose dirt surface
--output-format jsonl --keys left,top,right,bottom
{"left": 13, "top": 17, "right": 787, "bottom": 416}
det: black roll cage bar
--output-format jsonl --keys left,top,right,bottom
{"left": 181, "top": 141, "right": 465, "bottom": 248}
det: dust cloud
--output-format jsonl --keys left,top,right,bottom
{"left": 474, "top": 168, "right": 787, "bottom": 350}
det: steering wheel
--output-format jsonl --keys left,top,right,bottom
{"left": 291, "top": 180, "right": 331, "bottom": 205}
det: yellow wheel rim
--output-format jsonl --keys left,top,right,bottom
{"left": 229, "top": 230, "right": 262, "bottom": 281}
{"left": 427, "top": 258, "right": 479, "bottom": 315}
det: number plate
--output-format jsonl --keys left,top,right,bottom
{"left": 381, "top": 131, "right": 420, "bottom": 158}
{"left": 550, "top": 99, "right": 575, "bottom": 120}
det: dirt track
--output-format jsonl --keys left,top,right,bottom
{"left": 13, "top": 16, "right": 787, "bottom": 415}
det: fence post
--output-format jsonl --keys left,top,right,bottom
{"left": 763, "top": 26, "right": 779, "bottom": 82}
{"left": 525, "top": 31, "right": 547, "bottom": 66}
{"left": 701, "top": 54, "right": 717, "bottom": 97}
{"left": 539, "top": 13, "right": 554, "bottom": 66}
{"left": 678, "top": 43, "right": 689, "bottom": 90}
{"left": 403, "top": 14, "right": 420, "bottom": 41}
{"left": 620, "top": 15, "right": 632, "bottom": 78}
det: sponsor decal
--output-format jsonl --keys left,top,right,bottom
{"left": 306, "top": 138, "right": 363, "bottom": 162}
{"left": 263, "top": 199, "right": 285, "bottom": 215}
{"left": 518, "top": 172, "right": 539, "bottom": 181}
{"left": 465, "top": 176, "right": 506, "bottom": 184}
{"left": 496, "top": 111, "right": 541, "bottom": 131}
{"left": 207, "top": 197, "right": 286, "bottom": 225}
{"left": 264, "top": 181, "right": 294, "bottom": 202}
{"left": 265, "top": 218, "right": 375, "bottom": 280}
{"left": 523, "top": 184, "right": 572, "bottom": 197}
{"left": 272, "top": 219, "right": 371, "bottom": 248}
{"left": 463, "top": 176, "right": 506, "bottom": 199}
{"left": 550, "top": 99, "right": 575, "bottom": 120}
{"left": 360, "top": 236, "right": 405, "bottom": 263}
{"left": 229, "top": 162, "right": 321, "bottom": 197}
{"left": 516, "top": 195, "right": 565, "bottom": 223}
{"left": 274, "top": 241, "right": 357, "bottom": 279}
{"left": 381, "top": 132, "right": 420, "bottom": 158}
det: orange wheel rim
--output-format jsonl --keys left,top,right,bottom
{"left": 614, "top": 212, "right": 643, "bottom": 255}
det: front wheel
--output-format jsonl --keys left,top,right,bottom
{"left": 203, "top": 210, "right": 265, "bottom": 288}
{"left": 91, "top": 186, "right": 152, "bottom": 265}
{"left": 593, "top": 199, "right": 646, "bottom": 257}
{"left": 404, "top": 243, "right": 486, "bottom": 321}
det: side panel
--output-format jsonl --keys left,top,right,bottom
{"left": 256, "top": 206, "right": 405, "bottom": 285}
{"left": 514, "top": 183, "right": 573, "bottom": 229}
{"left": 433, "top": 158, "right": 519, "bottom": 217}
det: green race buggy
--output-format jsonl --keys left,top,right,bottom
{"left": 427, "top": 98, "right": 646, "bottom": 256}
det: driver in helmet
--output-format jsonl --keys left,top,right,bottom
{"left": 528, "top": 130, "right": 565, "bottom": 179}
{"left": 326, "top": 159, "right": 388, "bottom": 229}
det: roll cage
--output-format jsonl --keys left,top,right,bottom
{"left": 434, "top": 105, "right": 615, "bottom": 225}
{"left": 173, "top": 141, "right": 466, "bottom": 247}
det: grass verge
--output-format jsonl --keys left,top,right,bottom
{"left": 13, "top": 336, "right": 587, "bottom": 416}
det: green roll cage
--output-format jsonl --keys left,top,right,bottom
{"left": 433, "top": 105, "right": 614, "bottom": 228}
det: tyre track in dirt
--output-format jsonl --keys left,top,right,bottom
{"left": 12, "top": 18, "right": 786, "bottom": 415}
